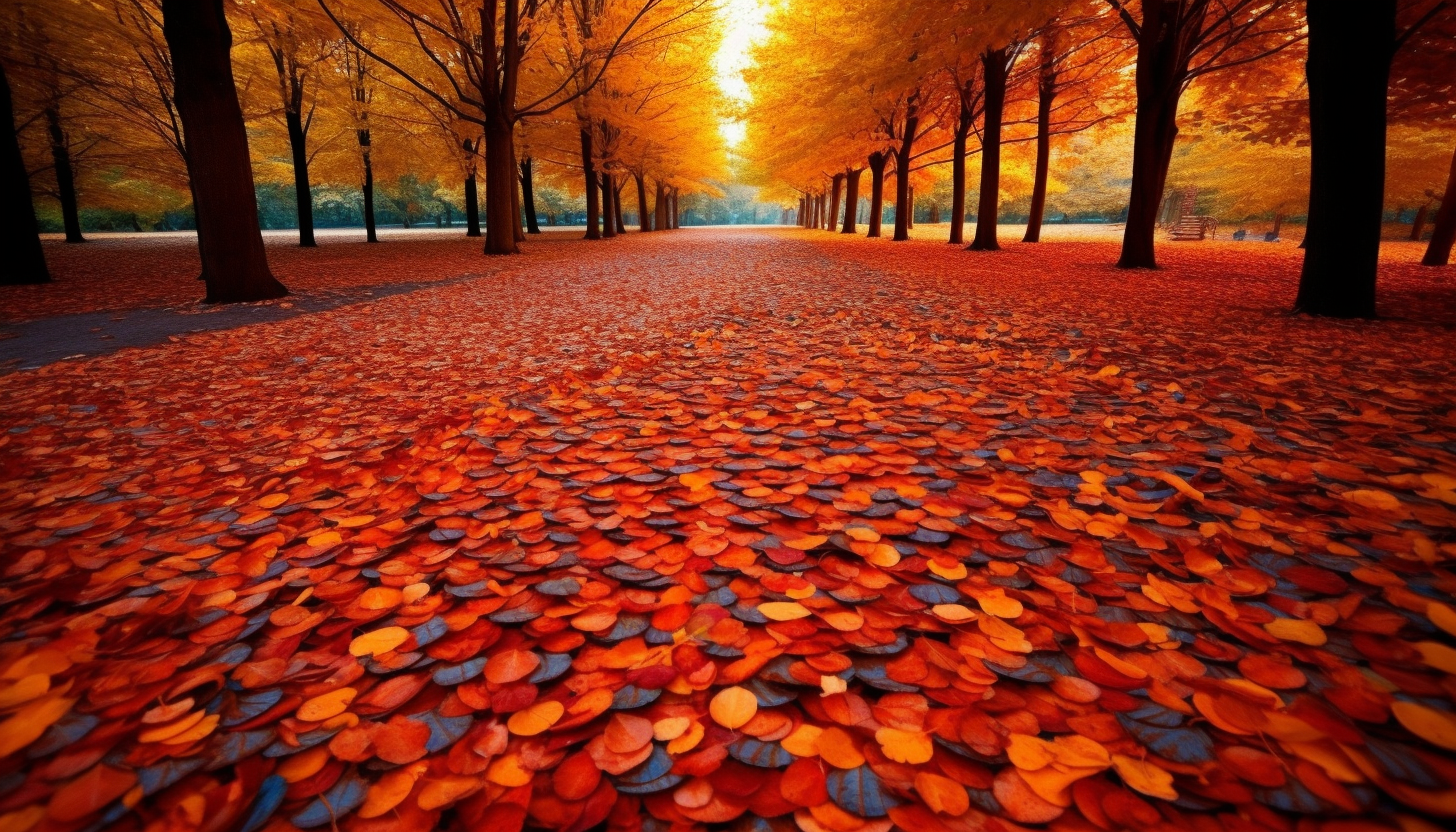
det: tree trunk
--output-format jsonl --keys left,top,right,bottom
{"left": 1023, "top": 72, "right": 1056, "bottom": 243}
{"left": 162, "top": 0, "right": 285, "bottom": 302}
{"left": 950, "top": 113, "right": 970, "bottom": 245}
{"left": 285, "top": 108, "right": 315, "bottom": 246}
{"left": 44, "top": 106, "right": 84, "bottom": 243}
{"left": 867, "top": 152, "right": 887, "bottom": 238}
{"left": 829, "top": 173, "right": 844, "bottom": 234}
{"left": 1117, "top": 2, "right": 1196, "bottom": 269}
{"left": 908, "top": 186, "right": 914, "bottom": 229}
{"left": 519, "top": 156, "right": 540, "bottom": 234}
{"left": 1272, "top": 211, "right": 1284, "bottom": 237}
{"left": 581, "top": 128, "right": 600, "bottom": 240}
{"left": 465, "top": 172, "right": 481, "bottom": 237}
{"left": 1422, "top": 142, "right": 1456, "bottom": 266}
{"left": 1295, "top": 0, "right": 1394, "bottom": 316}
{"left": 511, "top": 154, "right": 524, "bottom": 242}
{"left": 614, "top": 183, "right": 626, "bottom": 234}
{"left": 482, "top": 118, "right": 518, "bottom": 254}
{"left": 841, "top": 168, "right": 862, "bottom": 234}
{"left": 1410, "top": 203, "right": 1429, "bottom": 241}
{"left": 635, "top": 173, "right": 650, "bottom": 231}
{"left": 361, "top": 144, "right": 377, "bottom": 242}
{"left": 893, "top": 108, "right": 919, "bottom": 241}
{"left": 654, "top": 179, "right": 668, "bottom": 231}
{"left": 601, "top": 173, "right": 617, "bottom": 238}
{"left": 970, "top": 47, "right": 1009, "bottom": 251}
{"left": 1, "top": 63, "right": 48, "bottom": 284}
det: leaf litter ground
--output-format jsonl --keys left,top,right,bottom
{"left": 2, "top": 228, "right": 1455, "bottom": 832}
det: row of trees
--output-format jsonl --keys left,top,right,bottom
{"left": 743, "top": 0, "right": 1456, "bottom": 318}
{"left": 2, "top": 0, "right": 729, "bottom": 299}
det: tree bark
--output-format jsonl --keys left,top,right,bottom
{"left": 841, "top": 168, "right": 862, "bottom": 234}
{"left": 162, "top": 0, "right": 285, "bottom": 302}
{"left": 867, "top": 152, "right": 887, "bottom": 238}
{"left": 285, "top": 108, "right": 315, "bottom": 246}
{"left": 950, "top": 108, "right": 970, "bottom": 245}
{"left": 464, "top": 171, "right": 481, "bottom": 237}
{"left": 893, "top": 104, "right": 919, "bottom": 241}
{"left": 362, "top": 147, "right": 377, "bottom": 242}
{"left": 635, "top": 172, "right": 650, "bottom": 231}
{"left": 1422, "top": 142, "right": 1456, "bottom": 266}
{"left": 1117, "top": 2, "right": 1200, "bottom": 269}
{"left": 829, "top": 173, "right": 844, "bottom": 233}
{"left": 614, "top": 182, "right": 626, "bottom": 234}
{"left": 908, "top": 186, "right": 914, "bottom": 229}
{"left": 671, "top": 188, "right": 680, "bottom": 229}
{"left": 2, "top": 63, "right": 48, "bottom": 284}
{"left": 44, "top": 106, "right": 84, "bottom": 243}
{"left": 601, "top": 173, "right": 617, "bottom": 238}
{"left": 581, "top": 128, "right": 600, "bottom": 240}
{"left": 970, "top": 47, "right": 1009, "bottom": 251}
{"left": 1410, "top": 203, "right": 1429, "bottom": 241}
{"left": 654, "top": 179, "right": 668, "bottom": 231}
{"left": 519, "top": 156, "right": 540, "bottom": 234}
{"left": 1023, "top": 69, "right": 1057, "bottom": 243}
{"left": 1295, "top": 0, "right": 1394, "bottom": 316}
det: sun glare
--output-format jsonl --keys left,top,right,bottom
{"left": 714, "top": 0, "right": 769, "bottom": 147}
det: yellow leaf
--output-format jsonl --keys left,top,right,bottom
{"left": 1094, "top": 365, "right": 1121, "bottom": 378}
{"left": 359, "top": 763, "right": 425, "bottom": 818}
{"left": 653, "top": 717, "right": 691, "bottom": 741}
{"left": 1111, "top": 754, "right": 1178, "bottom": 800}
{"left": 1429, "top": 602, "right": 1456, "bottom": 638}
{"left": 507, "top": 700, "right": 564, "bottom": 736}
{"left": 679, "top": 471, "right": 714, "bottom": 490}
{"left": 976, "top": 590, "right": 1024, "bottom": 619}
{"left": 307, "top": 530, "right": 343, "bottom": 548}
{"left": 780, "top": 724, "right": 822, "bottom": 757}
{"left": 783, "top": 535, "right": 828, "bottom": 550}
{"left": 915, "top": 771, "right": 970, "bottom": 816}
{"left": 875, "top": 727, "right": 933, "bottom": 764}
{"left": 1342, "top": 489, "right": 1401, "bottom": 512}
{"left": 820, "top": 675, "right": 848, "bottom": 696}
{"left": 1391, "top": 701, "right": 1456, "bottom": 751}
{"left": 0, "top": 696, "right": 73, "bottom": 757}
{"left": 1006, "top": 734, "right": 1056, "bottom": 771}
{"left": 759, "top": 602, "right": 812, "bottom": 621}
{"left": 709, "top": 686, "right": 758, "bottom": 729}
{"left": 256, "top": 493, "right": 288, "bottom": 509}
{"left": 666, "top": 720, "right": 704, "bottom": 754}
{"left": 349, "top": 626, "right": 411, "bottom": 657}
{"left": 931, "top": 604, "right": 977, "bottom": 622}
{"left": 1263, "top": 618, "right": 1327, "bottom": 646}
{"left": 297, "top": 688, "right": 356, "bottom": 722}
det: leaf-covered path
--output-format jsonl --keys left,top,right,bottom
{"left": 3, "top": 229, "right": 1456, "bottom": 832}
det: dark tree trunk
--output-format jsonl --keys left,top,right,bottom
{"left": 1422, "top": 142, "right": 1456, "bottom": 266}
{"left": 519, "top": 156, "right": 540, "bottom": 235}
{"left": 1117, "top": 2, "right": 1199, "bottom": 269}
{"left": 829, "top": 173, "right": 844, "bottom": 233}
{"left": 361, "top": 145, "right": 377, "bottom": 242}
{"left": 950, "top": 113, "right": 970, "bottom": 245}
{"left": 581, "top": 129, "right": 600, "bottom": 240}
{"left": 1410, "top": 203, "right": 1429, "bottom": 241}
{"left": 970, "top": 47, "right": 1009, "bottom": 251}
{"left": 1023, "top": 71, "right": 1056, "bottom": 243}
{"left": 285, "top": 108, "right": 315, "bottom": 246}
{"left": 1295, "top": 0, "right": 1394, "bottom": 316}
{"left": 867, "top": 152, "right": 887, "bottom": 238}
{"left": 908, "top": 186, "right": 914, "bottom": 229}
{"left": 44, "top": 106, "right": 84, "bottom": 243}
{"left": 614, "top": 183, "right": 626, "bottom": 234}
{"left": 654, "top": 179, "right": 668, "bottom": 231}
{"left": 798, "top": 196, "right": 806, "bottom": 228}
{"left": 162, "top": 0, "right": 285, "bottom": 302}
{"left": 464, "top": 172, "right": 481, "bottom": 237}
{"left": 601, "top": 173, "right": 617, "bottom": 238}
{"left": 1272, "top": 211, "right": 1284, "bottom": 237}
{"left": 482, "top": 119, "right": 517, "bottom": 254}
{"left": 635, "top": 173, "right": 650, "bottom": 231}
{"left": 1, "top": 63, "right": 48, "bottom": 284}
{"left": 893, "top": 107, "right": 919, "bottom": 241}
{"left": 841, "top": 168, "right": 862, "bottom": 234}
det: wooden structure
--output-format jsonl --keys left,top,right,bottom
{"left": 1168, "top": 187, "right": 1217, "bottom": 240}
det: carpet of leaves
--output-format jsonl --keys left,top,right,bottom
{"left": 2, "top": 228, "right": 1456, "bottom": 832}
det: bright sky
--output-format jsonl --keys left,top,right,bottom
{"left": 714, "top": 0, "right": 770, "bottom": 148}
